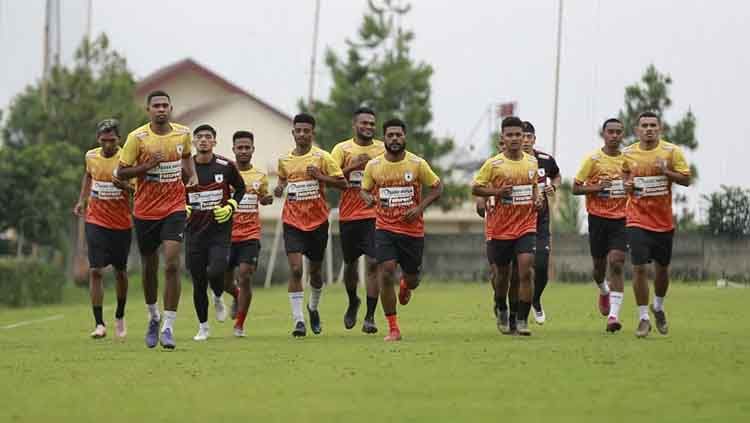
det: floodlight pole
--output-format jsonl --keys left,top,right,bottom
{"left": 551, "top": 0, "right": 564, "bottom": 157}
{"left": 307, "top": 0, "right": 321, "bottom": 111}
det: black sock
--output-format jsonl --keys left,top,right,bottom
{"left": 115, "top": 297, "right": 126, "bottom": 319}
{"left": 365, "top": 296, "right": 378, "bottom": 318}
{"left": 346, "top": 285, "right": 359, "bottom": 304}
{"left": 518, "top": 301, "right": 532, "bottom": 322}
{"left": 495, "top": 296, "right": 507, "bottom": 311}
{"left": 93, "top": 306, "right": 104, "bottom": 326}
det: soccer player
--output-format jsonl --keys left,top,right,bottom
{"left": 115, "top": 90, "right": 197, "bottom": 349}
{"left": 185, "top": 124, "right": 246, "bottom": 341}
{"left": 330, "top": 107, "right": 385, "bottom": 333}
{"left": 473, "top": 117, "right": 541, "bottom": 336}
{"left": 573, "top": 118, "right": 628, "bottom": 332}
{"left": 73, "top": 119, "right": 133, "bottom": 339}
{"left": 226, "top": 130, "right": 273, "bottom": 337}
{"left": 622, "top": 112, "right": 691, "bottom": 338}
{"left": 274, "top": 113, "right": 346, "bottom": 337}
{"left": 360, "top": 118, "right": 443, "bottom": 342}
{"left": 517, "top": 121, "right": 560, "bottom": 324}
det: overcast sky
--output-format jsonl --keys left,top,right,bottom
{"left": 1, "top": 1, "right": 748, "bottom": 218}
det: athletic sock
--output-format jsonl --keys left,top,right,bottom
{"left": 517, "top": 301, "right": 532, "bottom": 322}
{"left": 598, "top": 280, "right": 610, "bottom": 295}
{"left": 115, "top": 297, "right": 126, "bottom": 319}
{"left": 386, "top": 313, "right": 399, "bottom": 332}
{"left": 289, "top": 292, "right": 305, "bottom": 324}
{"left": 638, "top": 305, "right": 649, "bottom": 321}
{"left": 235, "top": 311, "right": 247, "bottom": 329}
{"left": 147, "top": 303, "right": 160, "bottom": 321}
{"left": 233, "top": 286, "right": 240, "bottom": 299}
{"left": 309, "top": 287, "right": 322, "bottom": 311}
{"left": 653, "top": 296, "right": 665, "bottom": 312}
{"left": 495, "top": 295, "right": 507, "bottom": 312}
{"left": 346, "top": 285, "right": 358, "bottom": 305}
{"left": 365, "top": 296, "right": 378, "bottom": 319}
{"left": 93, "top": 306, "right": 104, "bottom": 326}
{"left": 162, "top": 310, "right": 177, "bottom": 331}
{"left": 609, "top": 291, "right": 624, "bottom": 318}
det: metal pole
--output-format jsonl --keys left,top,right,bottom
{"left": 264, "top": 218, "right": 283, "bottom": 288}
{"left": 307, "top": 0, "right": 321, "bottom": 111}
{"left": 42, "top": 0, "right": 51, "bottom": 111}
{"left": 86, "top": 0, "right": 92, "bottom": 41}
{"left": 551, "top": 0, "right": 564, "bottom": 157}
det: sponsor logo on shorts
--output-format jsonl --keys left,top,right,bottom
{"left": 215, "top": 174, "right": 224, "bottom": 183}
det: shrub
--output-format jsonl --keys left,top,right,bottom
{"left": 0, "top": 258, "right": 66, "bottom": 307}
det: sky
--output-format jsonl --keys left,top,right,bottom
{"left": 1, "top": 0, "right": 748, "bottom": 219}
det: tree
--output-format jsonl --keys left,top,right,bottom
{"left": 0, "top": 34, "right": 146, "bottom": 250}
{"left": 300, "top": 0, "right": 464, "bottom": 208}
{"left": 703, "top": 185, "right": 750, "bottom": 238}
{"left": 551, "top": 180, "right": 580, "bottom": 234}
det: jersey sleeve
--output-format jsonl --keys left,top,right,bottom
{"left": 361, "top": 161, "right": 375, "bottom": 191}
{"left": 119, "top": 133, "right": 139, "bottom": 166}
{"left": 330, "top": 144, "right": 345, "bottom": 168}
{"left": 472, "top": 159, "right": 493, "bottom": 187}
{"left": 229, "top": 163, "right": 246, "bottom": 204}
{"left": 671, "top": 146, "right": 691, "bottom": 175}
{"left": 548, "top": 156, "right": 561, "bottom": 179}
{"left": 181, "top": 133, "right": 192, "bottom": 158}
{"left": 259, "top": 174, "right": 270, "bottom": 197}
{"left": 277, "top": 158, "right": 287, "bottom": 180}
{"left": 574, "top": 155, "right": 594, "bottom": 183}
{"left": 418, "top": 159, "right": 440, "bottom": 187}
{"left": 323, "top": 152, "right": 344, "bottom": 177}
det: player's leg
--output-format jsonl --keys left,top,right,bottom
{"left": 650, "top": 230, "right": 673, "bottom": 335}
{"left": 362, "top": 256, "right": 379, "bottom": 333}
{"left": 340, "top": 220, "right": 362, "bottom": 329}
{"left": 224, "top": 277, "right": 239, "bottom": 321}
{"left": 628, "top": 228, "right": 652, "bottom": 338}
{"left": 84, "top": 223, "right": 107, "bottom": 338}
{"left": 515, "top": 235, "right": 536, "bottom": 335}
{"left": 395, "top": 233, "right": 424, "bottom": 306}
{"left": 187, "top": 242, "right": 210, "bottom": 341}
{"left": 589, "top": 215, "right": 611, "bottom": 316}
{"left": 375, "top": 230, "right": 401, "bottom": 341}
{"left": 207, "top": 239, "right": 231, "bottom": 323}
{"left": 134, "top": 217, "right": 162, "bottom": 348}
{"left": 508, "top": 258, "right": 520, "bottom": 332}
{"left": 304, "top": 221, "right": 328, "bottom": 335}
{"left": 605, "top": 248, "right": 625, "bottom": 332}
{"left": 287, "top": 251, "right": 306, "bottom": 337}
{"left": 161, "top": 239, "right": 182, "bottom": 348}
{"left": 233, "top": 262, "right": 255, "bottom": 336}
{"left": 111, "top": 228, "right": 131, "bottom": 339}
{"left": 531, "top": 233, "right": 550, "bottom": 323}
{"left": 89, "top": 267, "right": 106, "bottom": 338}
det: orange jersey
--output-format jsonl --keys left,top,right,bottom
{"left": 361, "top": 151, "right": 440, "bottom": 238}
{"left": 278, "top": 146, "right": 343, "bottom": 231}
{"left": 575, "top": 149, "right": 627, "bottom": 219}
{"left": 473, "top": 152, "right": 539, "bottom": 240}
{"left": 331, "top": 138, "right": 385, "bottom": 222}
{"left": 232, "top": 167, "right": 269, "bottom": 242}
{"left": 85, "top": 147, "right": 132, "bottom": 230}
{"left": 119, "top": 123, "right": 192, "bottom": 220}
{"left": 622, "top": 140, "right": 690, "bottom": 232}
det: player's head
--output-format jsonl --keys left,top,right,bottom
{"left": 193, "top": 124, "right": 216, "bottom": 154}
{"left": 636, "top": 111, "right": 661, "bottom": 142}
{"left": 501, "top": 117, "right": 524, "bottom": 154}
{"left": 601, "top": 118, "right": 624, "bottom": 149}
{"left": 353, "top": 106, "right": 376, "bottom": 142}
{"left": 383, "top": 118, "right": 406, "bottom": 154}
{"left": 146, "top": 90, "right": 172, "bottom": 125}
{"left": 96, "top": 118, "right": 120, "bottom": 155}
{"left": 292, "top": 113, "right": 315, "bottom": 148}
{"left": 232, "top": 130, "right": 255, "bottom": 165}
{"left": 521, "top": 121, "right": 536, "bottom": 154}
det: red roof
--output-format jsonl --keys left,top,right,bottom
{"left": 136, "top": 58, "right": 292, "bottom": 121}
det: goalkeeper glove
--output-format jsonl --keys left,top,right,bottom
{"left": 213, "top": 199, "right": 238, "bottom": 223}
{"left": 186, "top": 204, "right": 192, "bottom": 219}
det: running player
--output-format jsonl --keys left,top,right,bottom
{"left": 573, "top": 118, "right": 627, "bottom": 332}
{"left": 330, "top": 107, "right": 385, "bottom": 333}
{"left": 73, "top": 119, "right": 133, "bottom": 339}
{"left": 274, "top": 113, "right": 346, "bottom": 337}
{"left": 360, "top": 118, "right": 443, "bottom": 342}
{"left": 226, "top": 130, "right": 273, "bottom": 337}
{"left": 473, "top": 117, "right": 541, "bottom": 336}
{"left": 622, "top": 112, "right": 691, "bottom": 338}
{"left": 115, "top": 90, "right": 197, "bottom": 349}
{"left": 185, "top": 124, "right": 246, "bottom": 341}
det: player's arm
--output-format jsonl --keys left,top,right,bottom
{"left": 359, "top": 163, "right": 376, "bottom": 207}
{"left": 73, "top": 165, "right": 92, "bottom": 216}
{"left": 229, "top": 164, "right": 246, "bottom": 206}
{"left": 545, "top": 158, "right": 561, "bottom": 196}
{"left": 661, "top": 150, "right": 692, "bottom": 186}
{"left": 471, "top": 159, "right": 508, "bottom": 198}
{"left": 182, "top": 155, "right": 197, "bottom": 188}
{"left": 116, "top": 153, "right": 162, "bottom": 179}
{"left": 572, "top": 156, "right": 605, "bottom": 195}
{"left": 259, "top": 175, "right": 273, "bottom": 205}
{"left": 309, "top": 154, "right": 347, "bottom": 190}
{"left": 475, "top": 197, "right": 486, "bottom": 218}
{"left": 404, "top": 162, "right": 443, "bottom": 222}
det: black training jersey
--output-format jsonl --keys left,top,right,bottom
{"left": 186, "top": 154, "right": 245, "bottom": 235}
{"left": 534, "top": 149, "right": 560, "bottom": 224}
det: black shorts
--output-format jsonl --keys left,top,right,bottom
{"left": 85, "top": 223, "right": 132, "bottom": 271}
{"left": 588, "top": 215, "right": 627, "bottom": 258}
{"left": 487, "top": 233, "right": 536, "bottom": 266}
{"left": 340, "top": 219, "right": 376, "bottom": 263}
{"left": 186, "top": 226, "right": 231, "bottom": 273}
{"left": 134, "top": 211, "right": 187, "bottom": 256}
{"left": 627, "top": 227, "right": 674, "bottom": 266}
{"left": 485, "top": 240, "right": 495, "bottom": 266}
{"left": 283, "top": 222, "right": 329, "bottom": 262}
{"left": 229, "top": 239, "right": 261, "bottom": 268}
{"left": 375, "top": 230, "right": 424, "bottom": 275}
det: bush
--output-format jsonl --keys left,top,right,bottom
{"left": 0, "top": 258, "right": 66, "bottom": 307}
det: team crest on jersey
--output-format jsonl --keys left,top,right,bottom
{"left": 404, "top": 171, "right": 414, "bottom": 182}
{"left": 176, "top": 144, "right": 183, "bottom": 155}
{"left": 538, "top": 168, "right": 546, "bottom": 177}
{"left": 252, "top": 181, "right": 261, "bottom": 190}
{"left": 529, "top": 170, "right": 536, "bottom": 180}
{"left": 215, "top": 174, "right": 224, "bottom": 183}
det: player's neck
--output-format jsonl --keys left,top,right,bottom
{"left": 601, "top": 146, "right": 621, "bottom": 156}
{"left": 641, "top": 139, "right": 660, "bottom": 150}
{"left": 149, "top": 121, "right": 172, "bottom": 136}
{"left": 100, "top": 148, "right": 117, "bottom": 158}
{"left": 385, "top": 150, "right": 406, "bottom": 162}
{"left": 293, "top": 144, "right": 312, "bottom": 156}
{"left": 195, "top": 152, "right": 214, "bottom": 164}
{"left": 237, "top": 161, "right": 253, "bottom": 171}
{"left": 354, "top": 136, "right": 373, "bottom": 147}
{"left": 504, "top": 150, "right": 523, "bottom": 160}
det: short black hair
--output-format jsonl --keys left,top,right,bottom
{"left": 293, "top": 113, "right": 316, "bottom": 128}
{"left": 501, "top": 116, "right": 524, "bottom": 130}
{"left": 193, "top": 124, "right": 216, "bottom": 137}
{"left": 602, "top": 118, "right": 623, "bottom": 131}
{"left": 233, "top": 130, "right": 254, "bottom": 144}
{"left": 637, "top": 111, "right": 660, "bottom": 124}
{"left": 522, "top": 121, "right": 535, "bottom": 134}
{"left": 147, "top": 90, "right": 171, "bottom": 105}
{"left": 353, "top": 106, "right": 376, "bottom": 118}
{"left": 382, "top": 118, "right": 406, "bottom": 134}
{"left": 96, "top": 118, "right": 120, "bottom": 137}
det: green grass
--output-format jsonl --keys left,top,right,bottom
{"left": 1, "top": 281, "right": 748, "bottom": 422}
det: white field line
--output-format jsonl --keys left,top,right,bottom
{"left": 1, "top": 314, "right": 64, "bottom": 329}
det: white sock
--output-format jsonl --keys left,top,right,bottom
{"left": 598, "top": 281, "right": 610, "bottom": 295}
{"left": 609, "top": 291, "right": 623, "bottom": 318}
{"left": 214, "top": 295, "right": 223, "bottom": 305}
{"left": 162, "top": 310, "right": 176, "bottom": 331}
{"left": 653, "top": 296, "right": 665, "bottom": 312}
{"left": 147, "top": 303, "right": 160, "bottom": 321}
{"left": 309, "top": 287, "right": 323, "bottom": 311}
{"left": 638, "top": 305, "right": 649, "bottom": 321}
{"left": 199, "top": 322, "right": 209, "bottom": 331}
{"left": 289, "top": 292, "right": 305, "bottom": 323}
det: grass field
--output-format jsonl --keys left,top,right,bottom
{"left": 1, "top": 281, "right": 748, "bottom": 422}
